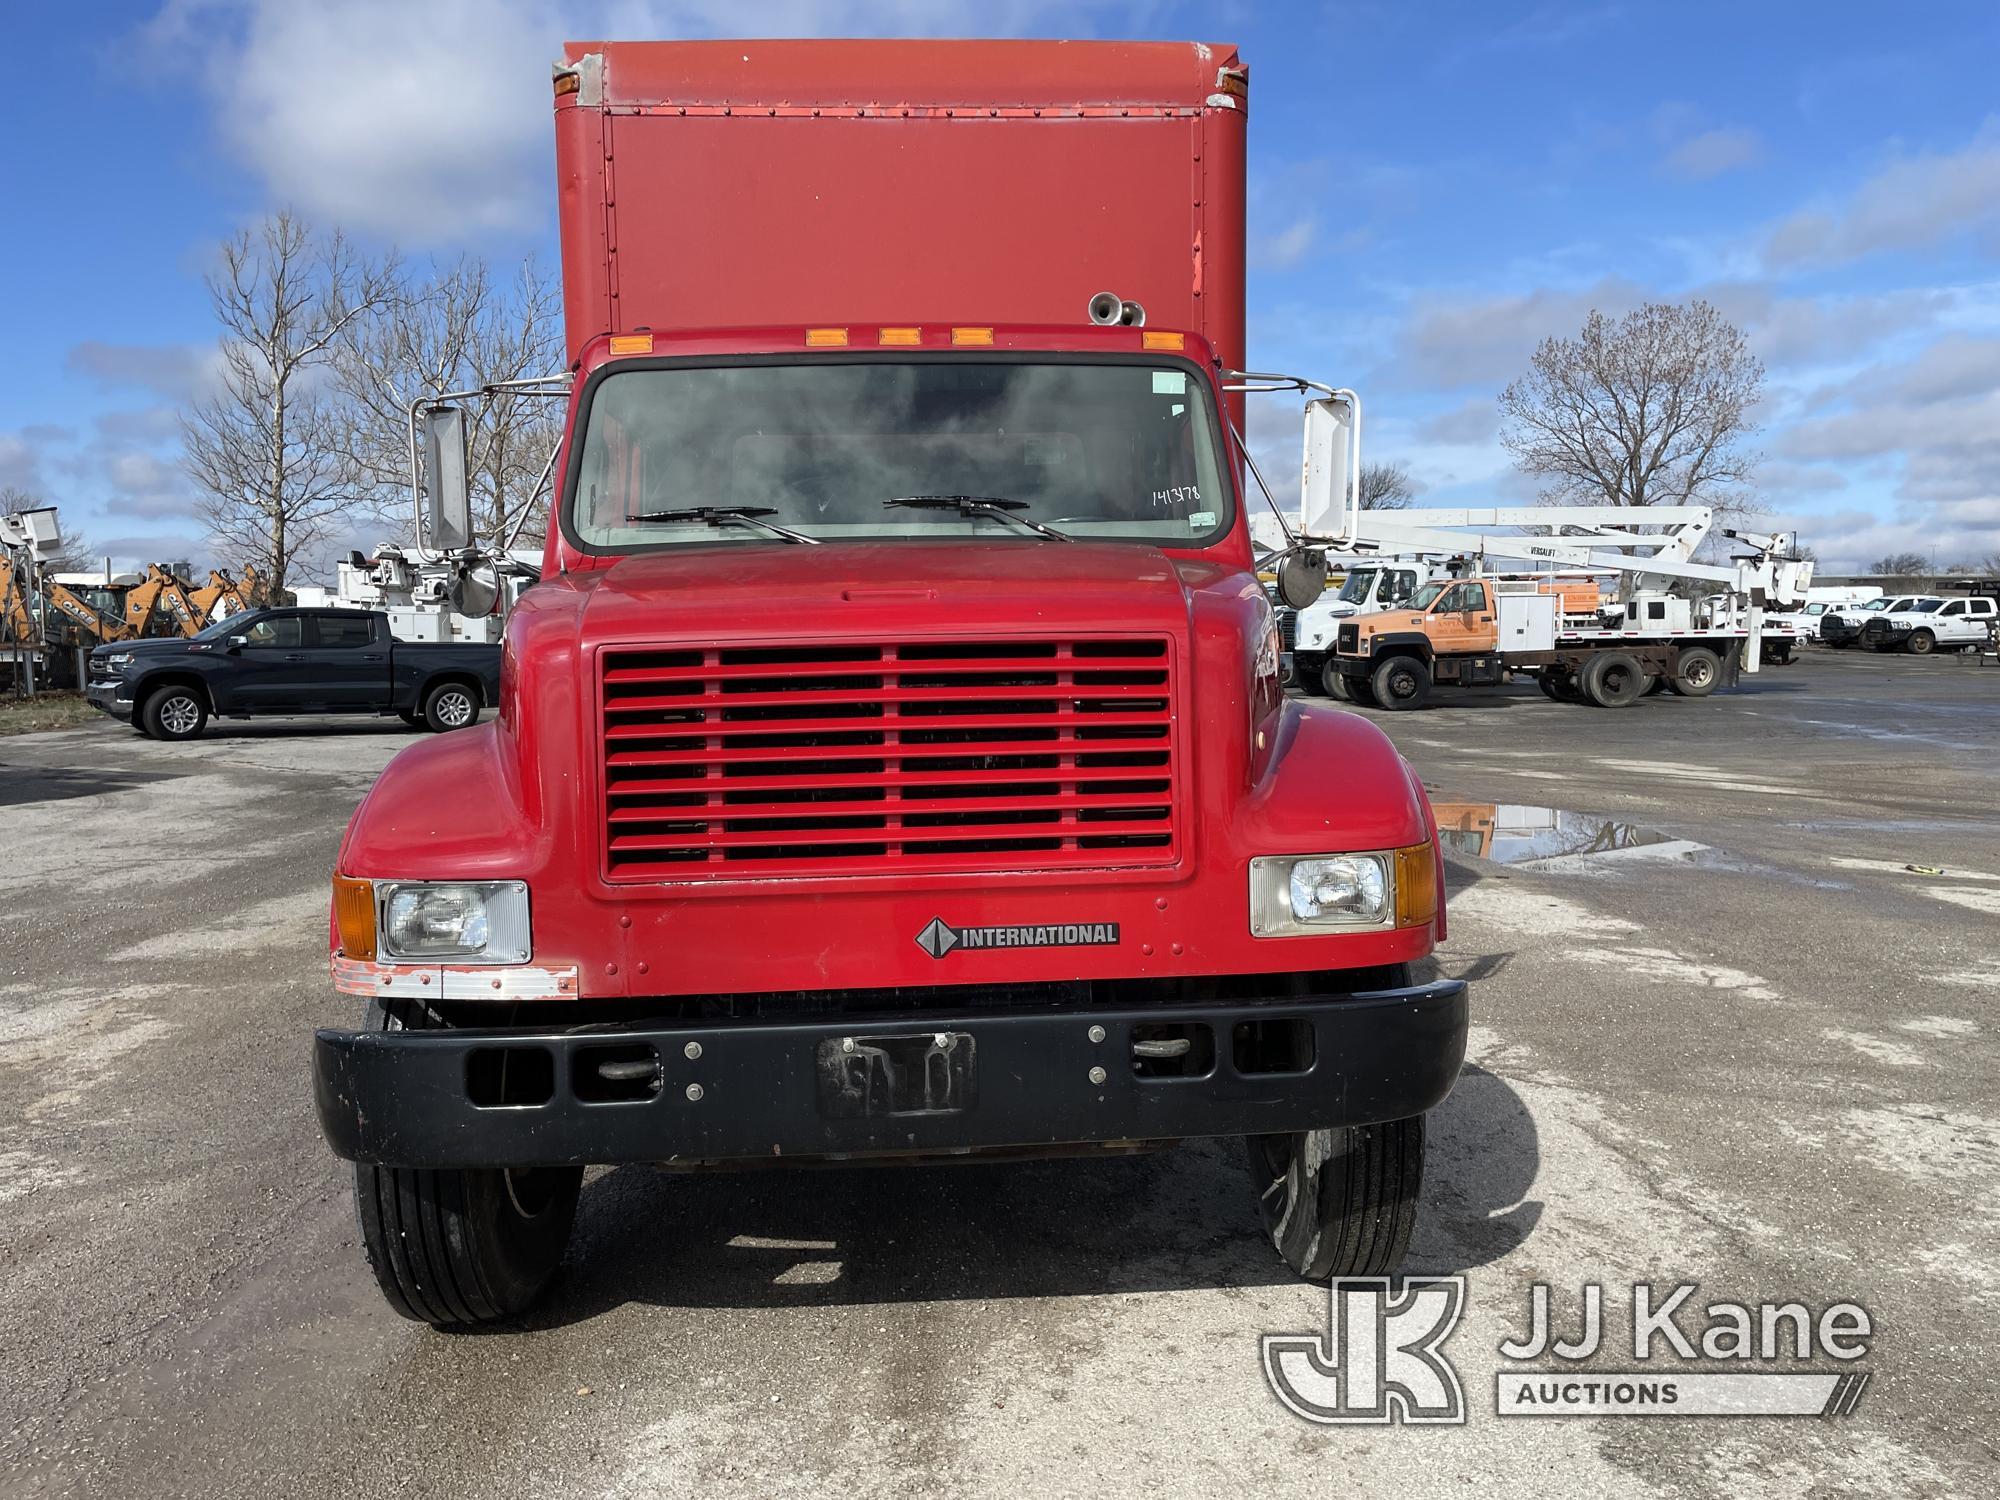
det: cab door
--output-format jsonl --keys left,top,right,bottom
{"left": 1429, "top": 582, "right": 1498, "bottom": 652}
{"left": 303, "top": 611, "right": 393, "bottom": 710}
{"left": 227, "top": 612, "right": 308, "bottom": 711}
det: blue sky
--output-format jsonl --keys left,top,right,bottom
{"left": 4, "top": 1, "right": 1999, "bottom": 575}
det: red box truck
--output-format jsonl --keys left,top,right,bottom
{"left": 313, "top": 39, "right": 1466, "bottom": 1327}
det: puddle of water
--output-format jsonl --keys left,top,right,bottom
{"left": 1430, "top": 800, "right": 1691, "bottom": 866}
{"left": 1429, "top": 798, "right": 1851, "bottom": 889}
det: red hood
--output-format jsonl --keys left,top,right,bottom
{"left": 574, "top": 540, "right": 1220, "bottom": 644}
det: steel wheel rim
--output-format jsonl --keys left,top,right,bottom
{"left": 437, "top": 691, "right": 474, "bottom": 727}
{"left": 161, "top": 696, "right": 199, "bottom": 734}
{"left": 1686, "top": 659, "right": 1713, "bottom": 687}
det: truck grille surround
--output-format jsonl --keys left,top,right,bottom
{"left": 1337, "top": 623, "right": 1359, "bottom": 654}
{"left": 599, "top": 638, "right": 1179, "bottom": 880}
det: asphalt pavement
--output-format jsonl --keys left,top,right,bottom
{"left": 1, "top": 647, "right": 1994, "bottom": 1498}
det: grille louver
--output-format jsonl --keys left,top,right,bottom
{"left": 600, "top": 638, "right": 1178, "bottom": 879}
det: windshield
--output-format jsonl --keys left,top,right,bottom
{"left": 1858, "top": 599, "right": 1890, "bottom": 611}
{"left": 194, "top": 611, "right": 253, "bottom": 641}
{"left": 1336, "top": 568, "right": 1379, "bottom": 605}
{"left": 1891, "top": 598, "right": 1943, "bottom": 613}
{"left": 566, "top": 359, "right": 1228, "bottom": 550}
{"left": 1408, "top": 582, "right": 1450, "bottom": 610}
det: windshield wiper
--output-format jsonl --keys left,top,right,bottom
{"left": 883, "top": 494, "right": 1071, "bottom": 541}
{"left": 629, "top": 506, "right": 819, "bottom": 545}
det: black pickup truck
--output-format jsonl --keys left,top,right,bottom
{"left": 86, "top": 607, "right": 502, "bottom": 741}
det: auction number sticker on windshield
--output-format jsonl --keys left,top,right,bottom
{"left": 1152, "top": 371, "right": 1187, "bottom": 395}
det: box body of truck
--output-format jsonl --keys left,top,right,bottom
{"left": 313, "top": 39, "right": 1466, "bottom": 1326}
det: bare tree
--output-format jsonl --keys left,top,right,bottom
{"left": 1357, "top": 461, "right": 1416, "bottom": 511}
{"left": 180, "top": 212, "right": 398, "bottom": 594}
{"left": 334, "top": 256, "right": 565, "bottom": 552}
{"left": 2, "top": 487, "right": 98, "bottom": 573}
{"left": 1870, "top": 552, "right": 1929, "bottom": 576}
{"left": 1500, "top": 299, "right": 1763, "bottom": 515}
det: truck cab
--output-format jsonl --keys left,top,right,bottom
{"left": 1320, "top": 578, "right": 1505, "bottom": 708}
{"left": 311, "top": 39, "right": 1467, "bottom": 1329}
{"left": 1284, "top": 562, "right": 1427, "bottom": 695}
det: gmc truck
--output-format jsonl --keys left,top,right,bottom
{"left": 312, "top": 39, "right": 1467, "bottom": 1327}
{"left": 87, "top": 607, "right": 500, "bottom": 739}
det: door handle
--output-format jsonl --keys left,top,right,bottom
{"left": 1478, "top": 615, "right": 1493, "bottom": 622}
{"left": 283, "top": 653, "right": 306, "bottom": 661}
{"left": 360, "top": 654, "right": 386, "bottom": 662}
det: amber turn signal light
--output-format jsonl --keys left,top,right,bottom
{"left": 333, "top": 876, "right": 377, "bottom": 961}
{"left": 1394, "top": 842, "right": 1439, "bottom": 930}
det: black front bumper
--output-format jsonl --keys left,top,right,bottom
{"left": 315, "top": 979, "right": 1469, "bottom": 1169}
{"left": 1819, "top": 619, "right": 1860, "bottom": 646}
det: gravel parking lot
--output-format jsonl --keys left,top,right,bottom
{"left": 2, "top": 649, "right": 1994, "bottom": 1498}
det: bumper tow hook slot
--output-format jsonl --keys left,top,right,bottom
{"left": 597, "top": 1059, "right": 656, "bottom": 1082}
{"left": 1132, "top": 1037, "right": 1192, "bottom": 1059}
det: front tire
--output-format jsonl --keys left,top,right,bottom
{"left": 1320, "top": 658, "right": 1352, "bottom": 701}
{"left": 142, "top": 685, "right": 208, "bottom": 741}
{"left": 1906, "top": 629, "right": 1936, "bottom": 656}
{"left": 1246, "top": 1117, "right": 1426, "bottom": 1280}
{"left": 1370, "top": 655, "right": 1432, "bottom": 711}
{"left": 353, "top": 998, "right": 582, "bottom": 1328}
{"left": 421, "top": 680, "right": 481, "bottom": 733}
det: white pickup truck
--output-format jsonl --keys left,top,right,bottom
{"left": 1819, "top": 595, "right": 1904, "bottom": 649}
{"left": 1857, "top": 594, "right": 1998, "bottom": 654}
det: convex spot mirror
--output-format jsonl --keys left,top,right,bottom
{"left": 449, "top": 564, "right": 501, "bottom": 618}
{"left": 1276, "top": 549, "right": 1329, "bottom": 610}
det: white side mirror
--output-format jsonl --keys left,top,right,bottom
{"left": 1301, "top": 397, "right": 1356, "bottom": 537}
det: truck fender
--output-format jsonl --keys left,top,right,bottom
{"left": 1241, "top": 700, "right": 1436, "bottom": 861}
{"left": 336, "top": 719, "right": 550, "bottom": 882}
{"left": 133, "top": 669, "right": 213, "bottom": 717}
{"left": 1367, "top": 632, "right": 1434, "bottom": 662}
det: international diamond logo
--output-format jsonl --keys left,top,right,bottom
{"left": 915, "top": 917, "right": 960, "bottom": 958}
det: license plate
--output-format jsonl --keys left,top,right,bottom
{"left": 816, "top": 1031, "right": 977, "bottom": 1119}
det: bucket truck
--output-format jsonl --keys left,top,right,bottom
{"left": 1304, "top": 507, "right": 1810, "bottom": 708}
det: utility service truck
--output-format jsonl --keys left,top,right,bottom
{"left": 1302, "top": 507, "right": 1811, "bottom": 708}
{"left": 313, "top": 40, "right": 1467, "bottom": 1328}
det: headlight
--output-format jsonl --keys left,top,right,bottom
{"left": 102, "top": 652, "right": 135, "bottom": 669}
{"left": 377, "top": 880, "right": 531, "bottom": 963}
{"left": 1249, "top": 846, "right": 1438, "bottom": 936}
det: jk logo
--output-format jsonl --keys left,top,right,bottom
{"left": 1262, "top": 1277, "right": 1467, "bottom": 1425}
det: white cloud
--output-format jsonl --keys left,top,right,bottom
{"left": 1415, "top": 396, "right": 1496, "bottom": 446}
{"left": 146, "top": 0, "right": 1154, "bottom": 244}
{"left": 66, "top": 340, "right": 214, "bottom": 399}
{"left": 1661, "top": 127, "right": 1764, "bottom": 182}
{"left": 1252, "top": 216, "right": 1317, "bottom": 270}
{"left": 1766, "top": 127, "right": 2000, "bottom": 267}
{"left": 0, "top": 433, "right": 51, "bottom": 494}
{"left": 1398, "top": 276, "right": 1648, "bottom": 386}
